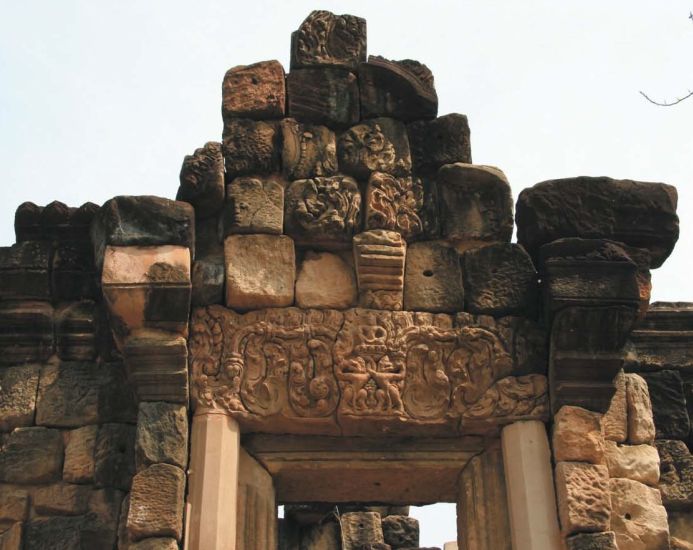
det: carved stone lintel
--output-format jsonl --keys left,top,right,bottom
{"left": 189, "top": 306, "right": 548, "bottom": 437}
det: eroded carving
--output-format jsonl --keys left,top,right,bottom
{"left": 353, "top": 230, "right": 406, "bottom": 310}
{"left": 365, "top": 173, "right": 423, "bottom": 240}
{"left": 190, "top": 306, "right": 548, "bottom": 435}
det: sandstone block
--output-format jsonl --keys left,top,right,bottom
{"left": 194, "top": 215, "right": 222, "bottom": 259}
{"left": 382, "top": 515, "right": 419, "bottom": 548}
{"left": 95, "top": 423, "right": 136, "bottom": 491}
{"left": 609, "top": 477, "right": 669, "bottom": 550}
{"left": 553, "top": 406, "right": 605, "bottom": 465}
{"left": 287, "top": 68, "right": 359, "bottom": 128}
{"left": 642, "top": 370, "right": 690, "bottom": 440}
{"left": 602, "top": 371, "right": 628, "bottom": 443}
{"left": 359, "top": 56, "right": 438, "bottom": 121}
{"left": 672, "top": 537, "right": 693, "bottom": 550}
{"left": 407, "top": 114, "right": 471, "bottom": 173}
{"left": 51, "top": 240, "right": 98, "bottom": 301}
{"left": 24, "top": 514, "right": 117, "bottom": 550}
{"left": 295, "top": 251, "right": 357, "bottom": 309}
{"left": 437, "top": 163, "right": 513, "bottom": 244}
{"left": 91, "top": 196, "right": 194, "bottom": 268}
{"left": 656, "top": 439, "right": 693, "bottom": 510}
{"left": 353, "top": 230, "right": 406, "bottom": 310}
{"left": 222, "top": 60, "right": 285, "bottom": 120}
{"left": 284, "top": 176, "right": 361, "bottom": 248}
{"left": 32, "top": 483, "right": 91, "bottom": 516}
{"left": 365, "top": 173, "right": 425, "bottom": 241}
{"left": 625, "top": 373, "right": 656, "bottom": 445}
{"left": 281, "top": 118, "right": 337, "bottom": 180}
{"left": 129, "top": 538, "right": 179, "bottom": 550}
{"left": 225, "top": 234, "right": 295, "bottom": 310}
{"left": 224, "top": 175, "right": 284, "bottom": 235}
{"left": 136, "top": 402, "right": 188, "bottom": 470}
{"left": 127, "top": 463, "right": 185, "bottom": 542}
{"left": 603, "top": 440, "right": 660, "bottom": 486}
{"left": 403, "top": 241, "right": 464, "bottom": 313}
{"left": 0, "top": 365, "right": 40, "bottom": 432}
{"left": 88, "top": 487, "right": 125, "bottom": 529}
{"left": 0, "top": 523, "right": 22, "bottom": 550}
{"left": 463, "top": 243, "right": 537, "bottom": 316}
{"left": 300, "top": 521, "right": 341, "bottom": 549}
{"left": 36, "top": 362, "right": 137, "bottom": 428}
{"left": 290, "top": 10, "right": 367, "bottom": 70}
{"left": 63, "top": 425, "right": 98, "bottom": 483}
{"left": 0, "top": 427, "right": 63, "bottom": 484}
{"left": 222, "top": 118, "right": 280, "bottom": 178}
{"left": 0, "top": 301, "right": 53, "bottom": 365}
{"left": 55, "top": 301, "right": 97, "bottom": 362}
{"left": 566, "top": 531, "right": 618, "bottom": 550}
{"left": 555, "top": 462, "right": 611, "bottom": 535}
{"left": 338, "top": 118, "right": 412, "bottom": 179}
{"left": 14, "top": 201, "right": 43, "bottom": 241}
{"left": 191, "top": 254, "right": 224, "bottom": 306}
{"left": 341, "top": 512, "right": 385, "bottom": 549}
{"left": 176, "top": 141, "right": 225, "bottom": 218}
{"left": 516, "top": 177, "right": 679, "bottom": 268}
{"left": 0, "top": 241, "right": 51, "bottom": 300}
{"left": 668, "top": 511, "right": 693, "bottom": 547}
{"left": 0, "top": 487, "right": 28, "bottom": 523}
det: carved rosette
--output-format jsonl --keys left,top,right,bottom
{"left": 189, "top": 306, "right": 548, "bottom": 435}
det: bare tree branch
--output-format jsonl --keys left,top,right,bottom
{"left": 639, "top": 89, "right": 693, "bottom": 106}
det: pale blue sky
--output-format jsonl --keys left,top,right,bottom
{"left": 1, "top": 1, "right": 691, "bottom": 545}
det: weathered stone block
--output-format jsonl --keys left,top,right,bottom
{"left": 359, "top": 56, "right": 438, "bottom": 121}
{"left": 300, "top": 521, "right": 341, "bottom": 549}
{"left": 354, "top": 230, "right": 406, "bottom": 310}
{"left": 101, "top": 245, "right": 191, "bottom": 338}
{"left": 553, "top": 406, "right": 605, "bottom": 465}
{"left": 32, "top": 483, "right": 91, "bottom": 516}
{"left": 24, "top": 514, "right": 117, "bottom": 550}
{"left": 609, "top": 477, "right": 670, "bottom": 550}
{"left": 0, "top": 427, "right": 63, "bottom": 484}
{"left": 603, "top": 440, "right": 659, "bottom": 487}
{"left": 88, "top": 487, "right": 125, "bottom": 530}
{"left": 136, "top": 402, "right": 188, "bottom": 471}
{"left": 0, "top": 365, "right": 40, "bottom": 432}
{"left": 403, "top": 241, "right": 464, "bottom": 313}
{"left": 341, "top": 512, "right": 384, "bottom": 549}
{"left": 365, "top": 173, "right": 424, "bottom": 241}
{"left": 642, "top": 370, "right": 690, "bottom": 440}
{"left": 382, "top": 515, "right": 419, "bottom": 548}
{"left": 56, "top": 301, "right": 97, "bottom": 361}
{"left": 555, "top": 462, "right": 611, "bottom": 535}
{"left": 287, "top": 68, "right": 359, "bottom": 128}
{"left": 437, "top": 164, "right": 513, "bottom": 244}
{"left": 222, "top": 118, "right": 280, "bottom": 178}
{"left": 656, "top": 439, "right": 693, "bottom": 510}
{"left": 290, "top": 10, "right": 366, "bottom": 70}
{"left": 223, "top": 175, "right": 284, "bottom": 235}
{"left": 127, "top": 463, "right": 185, "bottom": 542}
{"left": 602, "top": 371, "right": 627, "bottom": 443}
{"left": 338, "top": 118, "right": 412, "bottom": 179}
{"left": 177, "top": 141, "right": 225, "bottom": 219}
{"left": 222, "top": 60, "right": 285, "bottom": 120}
{"left": 0, "top": 486, "right": 28, "bottom": 523}
{"left": 625, "top": 373, "right": 656, "bottom": 445}
{"left": 284, "top": 176, "right": 361, "bottom": 248}
{"left": 668, "top": 511, "right": 693, "bottom": 547}
{"left": 194, "top": 209, "right": 223, "bottom": 259}
{"left": 0, "top": 301, "right": 53, "bottom": 365}
{"left": 95, "top": 423, "right": 136, "bottom": 491}
{"left": 36, "top": 362, "right": 137, "bottom": 428}
{"left": 15, "top": 201, "right": 43, "bottom": 241}
{"left": 0, "top": 522, "right": 22, "bottom": 550}
{"left": 281, "top": 118, "right": 337, "bottom": 180}
{"left": 129, "top": 538, "right": 179, "bottom": 550}
{"left": 516, "top": 177, "right": 679, "bottom": 268}
{"left": 566, "top": 531, "right": 618, "bottom": 550}
{"left": 122, "top": 331, "right": 189, "bottom": 404}
{"left": 63, "top": 425, "right": 97, "bottom": 484}
{"left": 52, "top": 241, "right": 98, "bottom": 301}
{"left": 407, "top": 114, "right": 471, "bottom": 173}
{"left": 92, "top": 196, "right": 195, "bottom": 269}
{"left": 0, "top": 241, "right": 51, "bottom": 300}
{"left": 463, "top": 243, "right": 537, "bottom": 316}
{"left": 191, "top": 255, "right": 224, "bottom": 307}
{"left": 295, "top": 251, "right": 357, "bottom": 309}
{"left": 225, "top": 234, "right": 295, "bottom": 310}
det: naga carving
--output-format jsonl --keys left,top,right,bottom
{"left": 190, "top": 306, "right": 548, "bottom": 435}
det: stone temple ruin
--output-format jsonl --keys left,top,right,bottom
{"left": 0, "top": 9, "right": 691, "bottom": 550}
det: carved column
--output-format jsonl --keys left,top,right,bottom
{"left": 501, "top": 420, "right": 561, "bottom": 550}
{"left": 237, "top": 448, "right": 277, "bottom": 550}
{"left": 185, "top": 411, "right": 241, "bottom": 550}
{"left": 457, "top": 445, "right": 511, "bottom": 550}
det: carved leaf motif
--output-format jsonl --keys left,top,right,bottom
{"left": 366, "top": 174, "right": 423, "bottom": 240}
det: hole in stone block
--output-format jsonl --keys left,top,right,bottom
{"left": 423, "top": 270, "right": 434, "bottom": 277}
